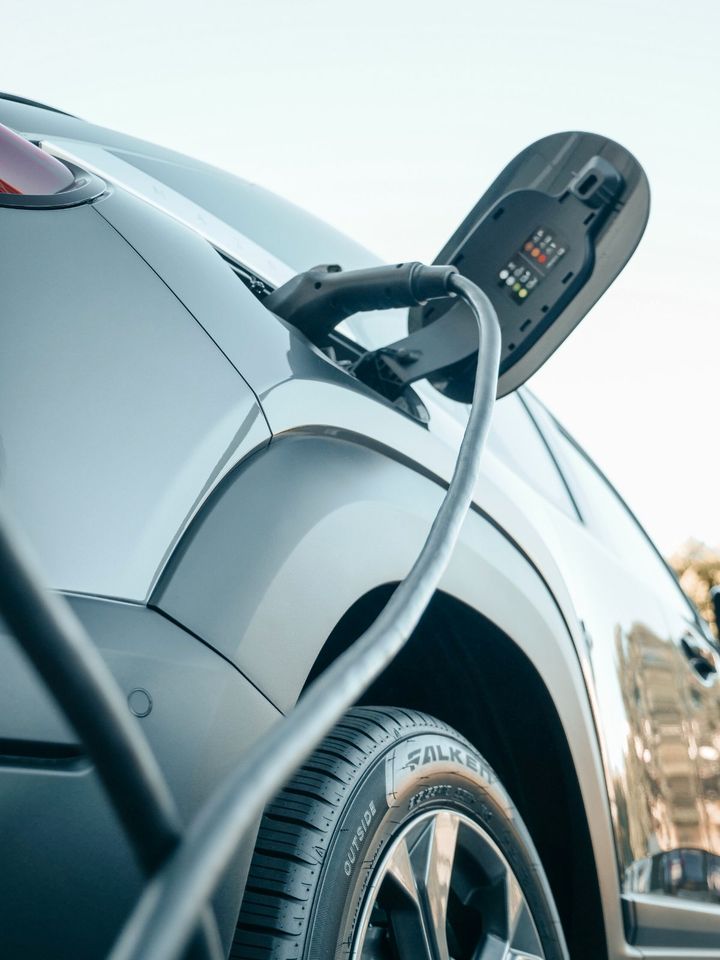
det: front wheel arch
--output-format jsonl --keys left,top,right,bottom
{"left": 236, "top": 707, "right": 568, "bottom": 960}
{"left": 305, "top": 586, "right": 608, "bottom": 960}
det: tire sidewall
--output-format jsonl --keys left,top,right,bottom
{"left": 306, "top": 726, "right": 565, "bottom": 959}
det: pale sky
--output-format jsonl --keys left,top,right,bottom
{"left": 2, "top": 0, "right": 718, "bottom": 553}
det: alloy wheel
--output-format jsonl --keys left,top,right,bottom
{"left": 352, "top": 809, "right": 545, "bottom": 960}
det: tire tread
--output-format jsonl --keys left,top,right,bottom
{"left": 233, "top": 707, "right": 447, "bottom": 959}
{"left": 237, "top": 707, "right": 548, "bottom": 960}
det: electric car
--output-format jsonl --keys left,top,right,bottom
{"left": 1, "top": 93, "right": 719, "bottom": 960}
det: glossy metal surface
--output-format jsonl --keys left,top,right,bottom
{"left": 343, "top": 289, "right": 720, "bottom": 925}
{"left": 617, "top": 616, "right": 720, "bottom": 901}
{"left": 352, "top": 810, "right": 544, "bottom": 960}
{"left": 0, "top": 202, "right": 269, "bottom": 601}
{"left": 41, "top": 138, "right": 296, "bottom": 288}
{"left": 523, "top": 396, "right": 720, "bottom": 919}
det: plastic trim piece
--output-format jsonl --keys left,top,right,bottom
{"left": 0, "top": 504, "right": 223, "bottom": 960}
{"left": 0, "top": 158, "right": 105, "bottom": 208}
{"left": 622, "top": 893, "right": 720, "bottom": 949}
{"left": 0, "top": 91, "right": 78, "bottom": 118}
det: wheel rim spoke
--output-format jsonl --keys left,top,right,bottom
{"left": 473, "top": 933, "right": 508, "bottom": 960}
{"left": 506, "top": 871, "right": 543, "bottom": 958}
{"left": 506, "top": 871, "right": 524, "bottom": 941}
{"left": 352, "top": 809, "right": 547, "bottom": 960}
{"left": 386, "top": 835, "right": 420, "bottom": 903}
{"left": 384, "top": 837, "right": 434, "bottom": 960}
{"left": 410, "top": 811, "right": 459, "bottom": 960}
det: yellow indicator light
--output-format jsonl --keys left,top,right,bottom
{"left": 513, "top": 282, "right": 521, "bottom": 291}
{"left": 518, "top": 288, "right": 528, "bottom": 298}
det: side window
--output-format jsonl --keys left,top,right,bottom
{"left": 486, "top": 393, "right": 578, "bottom": 518}
{"left": 549, "top": 422, "right": 697, "bottom": 621}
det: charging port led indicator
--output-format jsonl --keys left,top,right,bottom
{"left": 498, "top": 225, "right": 567, "bottom": 304}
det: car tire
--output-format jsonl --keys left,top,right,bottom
{"left": 234, "top": 707, "right": 568, "bottom": 960}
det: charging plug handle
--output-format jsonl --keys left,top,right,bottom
{"left": 264, "top": 261, "right": 458, "bottom": 343}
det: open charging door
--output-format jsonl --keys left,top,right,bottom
{"left": 264, "top": 131, "right": 649, "bottom": 409}
{"left": 360, "top": 131, "right": 650, "bottom": 402}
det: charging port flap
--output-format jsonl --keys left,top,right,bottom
{"left": 264, "top": 132, "right": 649, "bottom": 410}
{"left": 405, "top": 130, "right": 650, "bottom": 400}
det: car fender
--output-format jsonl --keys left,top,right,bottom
{"left": 153, "top": 429, "right": 628, "bottom": 955}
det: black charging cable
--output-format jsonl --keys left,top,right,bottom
{"left": 108, "top": 267, "right": 502, "bottom": 960}
{"left": 0, "top": 505, "right": 225, "bottom": 960}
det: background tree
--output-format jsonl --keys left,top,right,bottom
{"left": 669, "top": 540, "right": 720, "bottom": 638}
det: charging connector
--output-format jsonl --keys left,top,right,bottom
{"left": 107, "top": 265, "right": 502, "bottom": 960}
{"left": 264, "top": 261, "right": 458, "bottom": 343}
{"left": 265, "top": 260, "right": 462, "bottom": 411}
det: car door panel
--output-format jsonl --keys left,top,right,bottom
{"left": 526, "top": 393, "right": 720, "bottom": 943}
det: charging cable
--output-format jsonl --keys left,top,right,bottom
{"left": 110, "top": 266, "right": 502, "bottom": 960}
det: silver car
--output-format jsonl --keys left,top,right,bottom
{"left": 1, "top": 93, "right": 718, "bottom": 960}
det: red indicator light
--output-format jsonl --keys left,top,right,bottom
{"left": 0, "top": 122, "right": 74, "bottom": 195}
{"left": 538, "top": 253, "right": 547, "bottom": 264}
